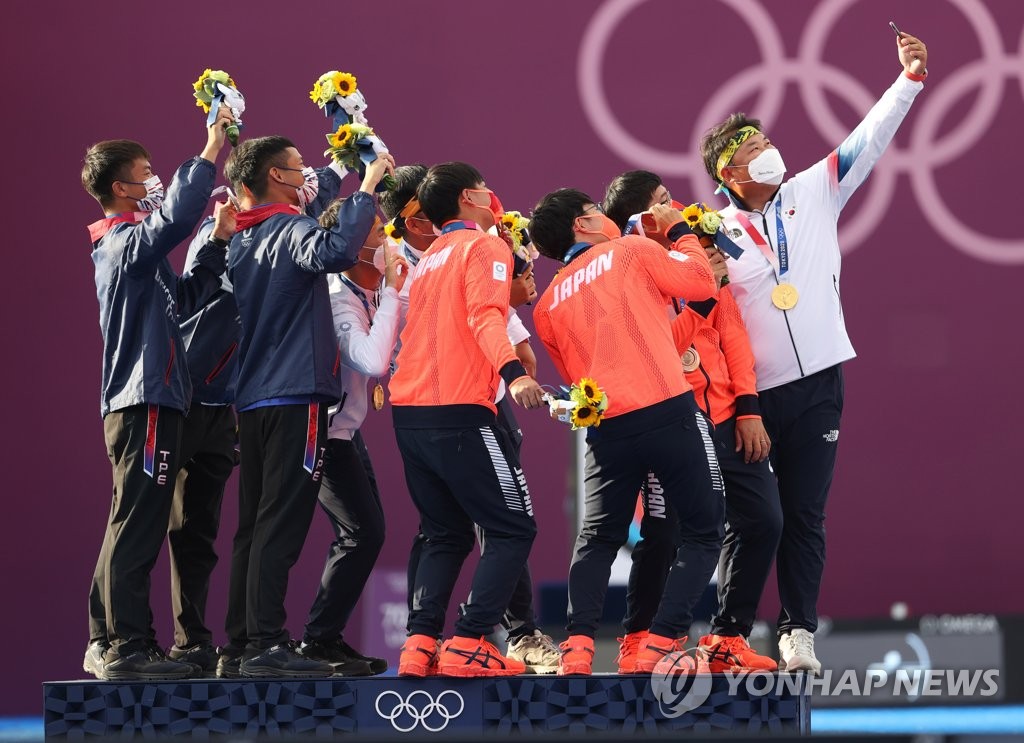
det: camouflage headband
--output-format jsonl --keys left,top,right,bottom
{"left": 716, "top": 126, "right": 760, "bottom": 180}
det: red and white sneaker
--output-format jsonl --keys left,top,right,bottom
{"left": 698, "top": 634, "right": 777, "bottom": 672}
{"left": 616, "top": 630, "right": 648, "bottom": 673}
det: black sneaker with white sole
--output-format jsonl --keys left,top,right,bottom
{"left": 241, "top": 641, "right": 334, "bottom": 678}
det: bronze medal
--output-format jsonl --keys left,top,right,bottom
{"left": 372, "top": 382, "right": 385, "bottom": 411}
{"left": 771, "top": 283, "right": 799, "bottom": 310}
{"left": 681, "top": 346, "right": 701, "bottom": 373}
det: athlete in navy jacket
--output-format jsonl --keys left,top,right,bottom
{"left": 218, "top": 135, "right": 395, "bottom": 677}
{"left": 82, "top": 106, "right": 235, "bottom": 681}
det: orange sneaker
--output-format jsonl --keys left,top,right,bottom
{"left": 557, "top": 635, "right": 595, "bottom": 676}
{"left": 699, "top": 634, "right": 778, "bottom": 672}
{"left": 652, "top": 646, "right": 711, "bottom": 677}
{"left": 634, "top": 633, "right": 688, "bottom": 674}
{"left": 436, "top": 636, "right": 526, "bottom": 677}
{"left": 616, "top": 630, "right": 649, "bottom": 673}
{"left": 398, "top": 634, "right": 439, "bottom": 677}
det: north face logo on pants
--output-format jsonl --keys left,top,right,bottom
{"left": 822, "top": 430, "right": 839, "bottom": 443}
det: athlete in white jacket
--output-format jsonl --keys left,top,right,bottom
{"left": 700, "top": 29, "right": 929, "bottom": 674}
{"left": 297, "top": 208, "right": 406, "bottom": 676}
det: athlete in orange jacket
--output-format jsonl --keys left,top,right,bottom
{"left": 604, "top": 170, "right": 782, "bottom": 674}
{"left": 530, "top": 189, "right": 725, "bottom": 676}
{"left": 391, "top": 162, "right": 544, "bottom": 679}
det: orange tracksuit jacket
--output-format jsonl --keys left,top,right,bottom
{"left": 390, "top": 227, "right": 524, "bottom": 426}
{"left": 670, "top": 287, "right": 762, "bottom": 425}
{"left": 533, "top": 233, "right": 715, "bottom": 419}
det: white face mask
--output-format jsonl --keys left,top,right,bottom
{"left": 738, "top": 148, "right": 786, "bottom": 186}
{"left": 371, "top": 244, "right": 387, "bottom": 273}
{"left": 360, "top": 243, "right": 394, "bottom": 274}
{"left": 132, "top": 175, "right": 165, "bottom": 212}
{"left": 295, "top": 166, "right": 319, "bottom": 210}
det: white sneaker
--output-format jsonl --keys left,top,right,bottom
{"left": 778, "top": 629, "right": 822, "bottom": 674}
{"left": 506, "top": 630, "right": 560, "bottom": 674}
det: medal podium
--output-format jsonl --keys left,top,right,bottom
{"left": 43, "top": 672, "right": 810, "bottom": 739}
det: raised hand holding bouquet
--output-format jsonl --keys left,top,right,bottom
{"left": 544, "top": 377, "right": 609, "bottom": 430}
{"left": 499, "top": 210, "right": 539, "bottom": 264}
{"left": 678, "top": 202, "right": 744, "bottom": 285}
{"left": 192, "top": 69, "right": 244, "bottom": 145}
{"left": 311, "top": 70, "right": 394, "bottom": 191}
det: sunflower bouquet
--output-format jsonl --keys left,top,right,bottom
{"left": 679, "top": 202, "right": 743, "bottom": 286}
{"left": 545, "top": 377, "right": 609, "bottom": 430}
{"left": 192, "top": 69, "right": 244, "bottom": 145}
{"left": 499, "top": 211, "right": 539, "bottom": 264}
{"left": 310, "top": 70, "right": 395, "bottom": 191}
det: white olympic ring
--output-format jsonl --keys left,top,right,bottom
{"left": 374, "top": 689, "right": 465, "bottom": 733}
{"left": 578, "top": 0, "right": 1024, "bottom": 264}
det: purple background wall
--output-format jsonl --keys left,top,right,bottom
{"left": 3, "top": 0, "right": 1022, "bottom": 715}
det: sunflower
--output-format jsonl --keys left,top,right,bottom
{"left": 570, "top": 404, "right": 600, "bottom": 429}
{"left": 578, "top": 377, "right": 604, "bottom": 405}
{"left": 193, "top": 69, "right": 211, "bottom": 92}
{"left": 328, "top": 124, "right": 354, "bottom": 150}
{"left": 681, "top": 203, "right": 703, "bottom": 227}
{"left": 384, "top": 222, "right": 399, "bottom": 240}
{"left": 332, "top": 71, "right": 358, "bottom": 97}
{"left": 309, "top": 80, "right": 323, "bottom": 104}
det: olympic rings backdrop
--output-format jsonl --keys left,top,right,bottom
{"left": 2, "top": 0, "right": 1021, "bottom": 714}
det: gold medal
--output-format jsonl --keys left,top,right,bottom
{"left": 372, "top": 382, "right": 385, "bottom": 411}
{"left": 681, "top": 346, "right": 701, "bottom": 373}
{"left": 771, "top": 283, "right": 799, "bottom": 310}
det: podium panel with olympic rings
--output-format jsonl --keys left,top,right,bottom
{"left": 42, "top": 673, "right": 810, "bottom": 738}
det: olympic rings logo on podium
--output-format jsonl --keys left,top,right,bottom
{"left": 374, "top": 689, "right": 466, "bottom": 733}
{"left": 578, "top": 0, "right": 1024, "bottom": 264}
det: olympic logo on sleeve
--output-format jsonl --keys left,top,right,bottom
{"left": 578, "top": 0, "right": 1024, "bottom": 264}
{"left": 374, "top": 689, "right": 466, "bottom": 733}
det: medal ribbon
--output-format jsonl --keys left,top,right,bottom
{"left": 733, "top": 199, "right": 789, "bottom": 279}
{"left": 338, "top": 274, "right": 377, "bottom": 319}
{"left": 563, "top": 241, "right": 593, "bottom": 264}
{"left": 440, "top": 220, "right": 481, "bottom": 235}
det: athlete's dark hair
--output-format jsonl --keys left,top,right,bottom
{"left": 603, "top": 170, "right": 662, "bottom": 230}
{"left": 81, "top": 140, "right": 150, "bottom": 207}
{"left": 416, "top": 162, "right": 484, "bottom": 227}
{"left": 224, "top": 135, "right": 295, "bottom": 200}
{"left": 529, "top": 188, "right": 594, "bottom": 262}
{"left": 699, "top": 113, "right": 763, "bottom": 182}
{"left": 379, "top": 164, "right": 428, "bottom": 236}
